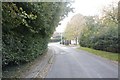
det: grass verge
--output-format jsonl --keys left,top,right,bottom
{"left": 78, "top": 47, "right": 119, "bottom": 62}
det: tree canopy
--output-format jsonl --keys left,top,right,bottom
{"left": 63, "top": 2, "right": 119, "bottom": 53}
{"left": 64, "top": 14, "right": 85, "bottom": 40}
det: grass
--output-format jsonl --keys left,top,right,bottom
{"left": 78, "top": 47, "right": 119, "bottom": 62}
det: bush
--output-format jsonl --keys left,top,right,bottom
{"left": 79, "top": 26, "right": 119, "bottom": 53}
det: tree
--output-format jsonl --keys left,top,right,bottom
{"left": 64, "top": 13, "right": 86, "bottom": 44}
{"left": 100, "top": 2, "right": 118, "bottom": 27}
{"left": 79, "top": 2, "right": 119, "bottom": 53}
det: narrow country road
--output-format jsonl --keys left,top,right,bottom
{"left": 46, "top": 43, "right": 118, "bottom": 78}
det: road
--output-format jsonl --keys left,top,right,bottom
{"left": 46, "top": 43, "right": 118, "bottom": 78}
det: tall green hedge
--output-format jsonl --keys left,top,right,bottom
{"left": 2, "top": 2, "right": 72, "bottom": 66}
{"left": 79, "top": 16, "right": 118, "bottom": 53}
{"left": 79, "top": 26, "right": 118, "bottom": 53}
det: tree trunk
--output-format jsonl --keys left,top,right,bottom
{"left": 75, "top": 37, "right": 77, "bottom": 45}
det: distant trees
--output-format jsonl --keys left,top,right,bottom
{"left": 79, "top": 2, "right": 119, "bottom": 53}
{"left": 2, "top": 2, "right": 73, "bottom": 66}
{"left": 64, "top": 2, "right": 119, "bottom": 53}
{"left": 64, "top": 14, "right": 85, "bottom": 44}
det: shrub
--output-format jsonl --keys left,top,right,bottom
{"left": 2, "top": 2, "right": 72, "bottom": 67}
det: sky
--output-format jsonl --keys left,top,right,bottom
{"left": 56, "top": 0, "right": 119, "bottom": 33}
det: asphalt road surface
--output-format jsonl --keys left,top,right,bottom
{"left": 46, "top": 43, "right": 118, "bottom": 78}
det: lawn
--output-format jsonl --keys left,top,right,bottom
{"left": 78, "top": 47, "right": 119, "bottom": 62}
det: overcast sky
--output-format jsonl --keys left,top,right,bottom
{"left": 56, "top": 0, "right": 119, "bottom": 33}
